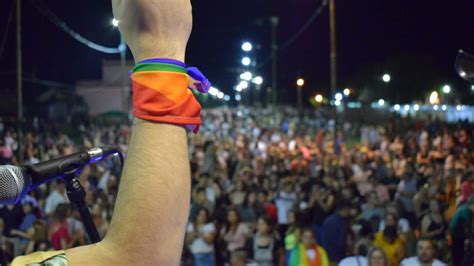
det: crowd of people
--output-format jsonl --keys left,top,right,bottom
{"left": 1, "top": 107, "right": 474, "bottom": 266}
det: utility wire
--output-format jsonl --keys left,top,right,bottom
{"left": 29, "top": 0, "right": 124, "bottom": 54}
{"left": 256, "top": 0, "right": 328, "bottom": 69}
{"left": 0, "top": 0, "right": 15, "bottom": 59}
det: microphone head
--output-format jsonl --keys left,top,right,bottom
{"left": 0, "top": 165, "right": 30, "bottom": 205}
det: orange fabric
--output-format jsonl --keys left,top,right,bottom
{"left": 132, "top": 71, "right": 202, "bottom": 132}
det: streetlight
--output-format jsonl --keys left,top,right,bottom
{"left": 315, "top": 94, "right": 323, "bottom": 103}
{"left": 343, "top": 88, "right": 351, "bottom": 96}
{"left": 242, "top": 42, "right": 253, "bottom": 52}
{"left": 383, "top": 74, "right": 391, "bottom": 83}
{"left": 240, "top": 72, "right": 253, "bottom": 81}
{"left": 394, "top": 104, "right": 401, "bottom": 111}
{"left": 209, "top": 87, "right": 219, "bottom": 96}
{"left": 112, "top": 18, "right": 119, "bottom": 27}
{"left": 378, "top": 99, "right": 385, "bottom": 106}
{"left": 442, "top": 84, "right": 451, "bottom": 94}
{"left": 429, "top": 91, "right": 439, "bottom": 105}
{"left": 242, "top": 57, "right": 251, "bottom": 66}
{"left": 253, "top": 76, "right": 263, "bottom": 85}
{"left": 296, "top": 78, "right": 305, "bottom": 112}
{"left": 335, "top": 92, "right": 343, "bottom": 101}
{"left": 239, "top": 80, "right": 249, "bottom": 89}
{"left": 297, "top": 78, "right": 305, "bottom": 87}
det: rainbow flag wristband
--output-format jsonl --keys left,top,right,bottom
{"left": 131, "top": 58, "right": 211, "bottom": 133}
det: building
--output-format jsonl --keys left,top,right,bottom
{"left": 76, "top": 59, "right": 134, "bottom": 116}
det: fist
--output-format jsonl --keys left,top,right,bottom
{"left": 112, "top": 0, "right": 193, "bottom": 62}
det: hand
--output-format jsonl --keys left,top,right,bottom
{"left": 112, "top": 0, "right": 193, "bottom": 62}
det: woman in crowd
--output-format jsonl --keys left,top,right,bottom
{"left": 9, "top": 203, "right": 37, "bottom": 254}
{"left": 246, "top": 215, "right": 283, "bottom": 266}
{"left": 219, "top": 207, "right": 250, "bottom": 262}
{"left": 420, "top": 199, "right": 448, "bottom": 257}
{"left": 48, "top": 204, "right": 71, "bottom": 250}
{"left": 373, "top": 226, "right": 405, "bottom": 266}
{"left": 186, "top": 207, "right": 216, "bottom": 266}
{"left": 367, "top": 247, "right": 389, "bottom": 266}
{"left": 284, "top": 210, "right": 301, "bottom": 254}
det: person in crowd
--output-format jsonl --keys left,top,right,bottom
{"left": 48, "top": 203, "right": 72, "bottom": 250}
{"left": 321, "top": 201, "right": 351, "bottom": 264}
{"left": 275, "top": 179, "right": 298, "bottom": 237}
{"left": 367, "top": 247, "right": 389, "bottom": 266}
{"left": 0, "top": 204, "right": 24, "bottom": 257}
{"left": 240, "top": 190, "right": 259, "bottom": 224}
{"left": 420, "top": 199, "right": 448, "bottom": 261}
{"left": 185, "top": 207, "right": 216, "bottom": 266}
{"left": 284, "top": 210, "right": 301, "bottom": 254}
{"left": 9, "top": 203, "right": 37, "bottom": 254}
{"left": 338, "top": 239, "right": 370, "bottom": 266}
{"left": 400, "top": 238, "right": 446, "bottom": 266}
{"left": 44, "top": 181, "right": 69, "bottom": 216}
{"left": 24, "top": 220, "right": 48, "bottom": 255}
{"left": 360, "top": 192, "right": 385, "bottom": 222}
{"left": 190, "top": 187, "right": 214, "bottom": 221}
{"left": 287, "top": 228, "right": 329, "bottom": 266}
{"left": 246, "top": 215, "right": 283, "bottom": 266}
{"left": 373, "top": 226, "right": 405, "bottom": 266}
{"left": 310, "top": 184, "right": 335, "bottom": 243}
{"left": 450, "top": 195, "right": 474, "bottom": 266}
{"left": 219, "top": 207, "right": 250, "bottom": 261}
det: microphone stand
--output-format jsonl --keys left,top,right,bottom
{"left": 63, "top": 172, "right": 101, "bottom": 244}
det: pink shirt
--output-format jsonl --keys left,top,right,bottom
{"left": 221, "top": 223, "right": 250, "bottom": 252}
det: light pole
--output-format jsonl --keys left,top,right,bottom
{"left": 382, "top": 73, "right": 392, "bottom": 103}
{"left": 16, "top": 0, "right": 24, "bottom": 161}
{"left": 329, "top": 0, "right": 337, "bottom": 140}
{"left": 297, "top": 78, "right": 305, "bottom": 113}
{"left": 113, "top": 18, "right": 127, "bottom": 113}
{"left": 270, "top": 17, "right": 279, "bottom": 106}
{"left": 442, "top": 84, "right": 451, "bottom": 94}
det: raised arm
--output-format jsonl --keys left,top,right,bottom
{"left": 66, "top": 0, "right": 194, "bottom": 265}
{"left": 11, "top": 0, "right": 198, "bottom": 265}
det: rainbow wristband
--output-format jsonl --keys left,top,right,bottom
{"left": 131, "top": 58, "right": 210, "bottom": 133}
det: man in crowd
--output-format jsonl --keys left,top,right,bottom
{"left": 450, "top": 195, "right": 474, "bottom": 266}
{"left": 321, "top": 201, "right": 351, "bottom": 264}
{"left": 400, "top": 238, "right": 446, "bottom": 266}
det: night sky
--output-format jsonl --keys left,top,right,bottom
{"left": 0, "top": 0, "right": 473, "bottom": 108}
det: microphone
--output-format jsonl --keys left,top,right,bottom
{"left": 0, "top": 146, "right": 119, "bottom": 205}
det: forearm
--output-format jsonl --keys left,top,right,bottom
{"left": 67, "top": 120, "right": 191, "bottom": 265}
{"left": 106, "top": 120, "right": 190, "bottom": 262}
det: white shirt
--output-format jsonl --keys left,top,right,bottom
{"left": 379, "top": 218, "right": 410, "bottom": 233}
{"left": 400, "top": 257, "right": 446, "bottom": 266}
{"left": 275, "top": 191, "right": 297, "bottom": 225}
{"left": 339, "top": 256, "right": 368, "bottom": 266}
{"left": 44, "top": 190, "right": 69, "bottom": 215}
{"left": 187, "top": 223, "right": 215, "bottom": 254}
{"left": 306, "top": 249, "right": 316, "bottom": 262}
